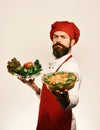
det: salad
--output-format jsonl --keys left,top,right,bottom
{"left": 7, "top": 57, "right": 43, "bottom": 78}
{"left": 42, "top": 71, "right": 78, "bottom": 92}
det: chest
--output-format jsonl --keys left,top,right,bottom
{"left": 48, "top": 56, "right": 77, "bottom": 73}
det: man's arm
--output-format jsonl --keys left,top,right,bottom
{"left": 18, "top": 77, "right": 41, "bottom": 95}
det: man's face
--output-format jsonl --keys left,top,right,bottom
{"left": 52, "top": 31, "right": 72, "bottom": 58}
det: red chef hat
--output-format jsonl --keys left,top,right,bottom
{"left": 50, "top": 21, "right": 80, "bottom": 44}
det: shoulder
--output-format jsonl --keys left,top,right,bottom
{"left": 60, "top": 57, "right": 80, "bottom": 73}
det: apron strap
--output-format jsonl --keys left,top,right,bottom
{"left": 56, "top": 54, "right": 72, "bottom": 72}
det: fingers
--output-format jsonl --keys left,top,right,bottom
{"left": 64, "top": 89, "right": 68, "bottom": 95}
{"left": 18, "top": 76, "right": 26, "bottom": 83}
{"left": 53, "top": 89, "right": 68, "bottom": 95}
{"left": 52, "top": 89, "right": 69, "bottom": 100}
{"left": 28, "top": 79, "right": 35, "bottom": 83}
{"left": 17, "top": 77, "right": 34, "bottom": 85}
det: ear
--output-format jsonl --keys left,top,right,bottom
{"left": 71, "top": 39, "right": 75, "bottom": 47}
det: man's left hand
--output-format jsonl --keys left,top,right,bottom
{"left": 52, "top": 89, "right": 70, "bottom": 109}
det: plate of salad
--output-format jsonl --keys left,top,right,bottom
{"left": 42, "top": 71, "right": 78, "bottom": 92}
{"left": 7, "top": 57, "right": 43, "bottom": 79}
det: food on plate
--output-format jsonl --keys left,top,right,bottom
{"left": 42, "top": 71, "right": 78, "bottom": 91}
{"left": 7, "top": 57, "right": 42, "bottom": 78}
{"left": 23, "top": 62, "right": 33, "bottom": 69}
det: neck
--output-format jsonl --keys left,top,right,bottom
{"left": 67, "top": 48, "right": 72, "bottom": 54}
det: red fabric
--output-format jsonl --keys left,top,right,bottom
{"left": 36, "top": 84, "right": 72, "bottom": 130}
{"left": 50, "top": 21, "right": 80, "bottom": 44}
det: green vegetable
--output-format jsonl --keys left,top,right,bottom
{"left": 7, "top": 58, "right": 21, "bottom": 75}
{"left": 53, "top": 82, "right": 62, "bottom": 86}
{"left": 7, "top": 58, "right": 43, "bottom": 78}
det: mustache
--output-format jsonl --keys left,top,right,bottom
{"left": 52, "top": 42, "right": 67, "bottom": 48}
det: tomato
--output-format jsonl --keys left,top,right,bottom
{"left": 23, "top": 62, "right": 33, "bottom": 69}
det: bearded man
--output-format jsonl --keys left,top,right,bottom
{"left": 19, "top": 21, "right": 82, "bottom": 130}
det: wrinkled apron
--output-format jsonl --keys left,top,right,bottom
{"left": 36, "top": 55, "right": 72, "bottom": 130}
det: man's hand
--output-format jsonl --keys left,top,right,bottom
{"left": 52, "top": 89, "right": 70, "bottom": 109}
{"left": 18, "top": 77, "right": 41, "bottom": 95}
{"left": 18, "top": 77, "right": 34, "bottom": 86}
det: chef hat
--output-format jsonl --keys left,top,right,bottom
{"left": 50, "top": 21, "right": 80, "bottom": 44}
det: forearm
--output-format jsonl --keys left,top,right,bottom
{"left": 18, "top": 77, "right": 41, "bottom": 95}
{"left": 67, "top": 92, "right": 79, "bottom": 109}
{"left": 56, "top": 93, "right": 79, "bottom": 109}
{"left": 67, "top": 81, "right": 80, "bottom": 109}
{"left": 29, "top": 82, "right": 41, "bottom": 95}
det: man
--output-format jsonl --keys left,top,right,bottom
{"left": 19, "top": 21, "right": 81, "bottom": 130}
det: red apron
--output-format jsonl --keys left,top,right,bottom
{"left": 36, "top": 55, "right": 72, "bottom": 130}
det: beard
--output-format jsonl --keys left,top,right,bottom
{"left": 52, "top": 42, "right": 71, "bottom": 58}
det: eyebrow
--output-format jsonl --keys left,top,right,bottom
{"left": 53, "top": 34, "right": 58, "bottom": 37}
{"left": 53, "top": 34, "right": 67, "bottom": 37}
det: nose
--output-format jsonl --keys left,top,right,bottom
{"left": 56, "top": 36, "right": 61, "bottom": 43}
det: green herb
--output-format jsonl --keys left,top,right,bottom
{"left": 7, "top": 58, "right": 21, "bottom": 75}
{"left": 7, "top": 58, "right": 43, "bottom": 78}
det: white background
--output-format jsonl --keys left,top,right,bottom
{"left": 0, "top": 0, "right": 100, "bottom": 130}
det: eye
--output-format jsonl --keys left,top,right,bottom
{"left": 61, "top": 35, "right": 67, "bottom": 39}
{"left": 53, "top": 34, "right": 58, "bottom": 39}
